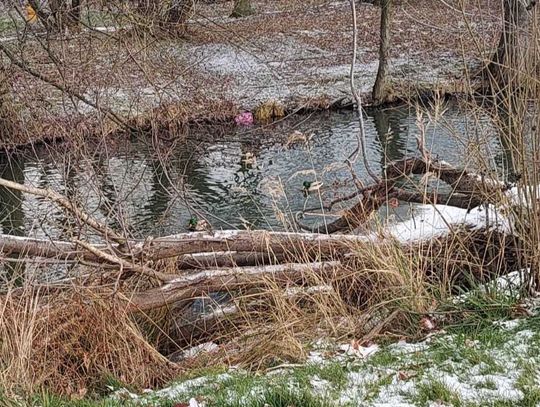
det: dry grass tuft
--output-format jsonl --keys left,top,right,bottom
{"left": 0, "top": 222, "right": 525, "bottom": 395}
{"left": 0, "top": 287, "right": 176, "bottom": 398}
{"left": 254, "top": 100, "right": 285, "bottom": 123}
{"left": 150, "top": 231, "right": 512, "bottom": 369}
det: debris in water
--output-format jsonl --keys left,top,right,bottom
{"left": 234, "top": 112, "right": 254, "bottom": 126}
{"left": 388, "top": 197, "right": 400, "bottom": 208}
{"left": 254, "top": 100, "right": 285, "bottom": 122}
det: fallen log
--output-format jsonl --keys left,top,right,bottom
{"left": 127, "top": 261, "right": 341, "bottom": 312}
{"left": 298, "top": 156, "right": 511, "bottom": 234}
{"left": 0, "top": 234, "right": 97, "bottom": 260}
{"left": 0, "top": 234, "right": 175, "bottom": 282}
{"left": 148, "top": 230, "right": 368, "bottom": 260}
{"left": 0, "top": 231, "right": 368, "bottom": 263}
{"left": 176, "top": 251, "right": 288, "bottom": 269}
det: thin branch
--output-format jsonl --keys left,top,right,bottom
{"left": 73, "top": 239, "right": 173, "bottom": 282}
{"left": 0, "top": 177, "right": 126, "bottom": 244}
{"left": 348, "top": 0, "right": 380, "bottom": 183}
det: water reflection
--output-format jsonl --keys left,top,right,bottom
{"left": 140, "top": 158, "right": 174, "bottom": 233}
{"left": 0, "top": 153, "right": 25, "bottom": 284}
{"left": 0, "top": 102, "right": 502, "bottom": 240}
{"left": 372, "top": 106, "right": 408, "bottom": 165}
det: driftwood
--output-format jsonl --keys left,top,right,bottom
{"left": 298, "top": 155, "right": 510, "bottom": 234}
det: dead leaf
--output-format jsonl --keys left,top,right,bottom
{"left": 397, "top": 370, "right": 416, "bottom": 381}
{"left": 388, "top": 197, "right": 400, "bottom": 208}
{"left": 420, "top": 316, "right": 436, "bottom": 331}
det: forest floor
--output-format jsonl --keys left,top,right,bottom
{"left": 0, "top": 0, "right": 501, "bottom": 147}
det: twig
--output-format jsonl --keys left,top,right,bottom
{"left": 0, "top": 177, "right": 126, "bottom": 244}
{"left": 73, "top": 239, "right": 173, "bottom": 282}
{"left": 348, "top": 0, "right": 380, "bottom": 183}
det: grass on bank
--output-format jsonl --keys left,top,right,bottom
{"left": 5, "top": 286, "right": 540, "bottom": 407}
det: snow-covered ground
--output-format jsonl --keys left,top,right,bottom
{"left": 112, "top": 302, "right": 540, "bottom": 406}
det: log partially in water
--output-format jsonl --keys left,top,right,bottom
{"left": 298, "top": 155, "right": 511, "bottom": 234}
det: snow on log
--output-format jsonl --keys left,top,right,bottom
{"left": 382, "top": 204, "right": 512, "bottom": 243}
{"left": 128, "top": 261, "right": 341, "bottom": 312}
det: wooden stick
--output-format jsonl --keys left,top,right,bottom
{"left": 0, "top": 177, "right": 125, "bottom": 243}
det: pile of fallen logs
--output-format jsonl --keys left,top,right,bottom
{"left": 0, "top": 138, "right": 524, "bottom": 320}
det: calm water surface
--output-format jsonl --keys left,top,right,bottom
{"left": 0, "top": 101, "right": 509, "bottom": 243}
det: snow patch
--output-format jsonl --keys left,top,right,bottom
{"left": 339, "top": 343, "right": 380, "bottom": 359}
{"left": 310, "top": 376, "right": 332, "bottom": 396}
{"left": 385, "top": 204, "right": 511, "bottom": 243}
{"left": 181, "top": 342, "right": 219, "bottom": 359}
{"left": 391, "top": 340, "right": 430, "bottom": 354}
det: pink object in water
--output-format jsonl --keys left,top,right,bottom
{"left": 235, "top": 112, "right": 254, "bottom": 126}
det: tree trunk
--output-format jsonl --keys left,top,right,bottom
{"left": 372, "top": 0, "right": 392, "bottom": 105}
{"left": 485, "top": 0, "right": 533, "bottom": 91}
{"left": 67, "top": 0, "right": 82, "bottom": 30}
{"left": 231, "top": 0, "right": 254, "bottom": 18}
{"left": 49, "top": 0, "right": 69, "bottom": 32}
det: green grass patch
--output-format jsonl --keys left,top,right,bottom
{"left": 0, "top": 16, "right": 18, "bottom": 35}
{"left": 212, "top": 387, "right": 331, "bottom": 407}
{"left": 8, "top": 302, "right": 540, "bottom": 407}
{"left": 413, "top": 379, "right": 462, "bottom": 406}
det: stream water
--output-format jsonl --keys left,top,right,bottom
{"left": 0, "top": 101, "right": 508, "bottom": 245}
